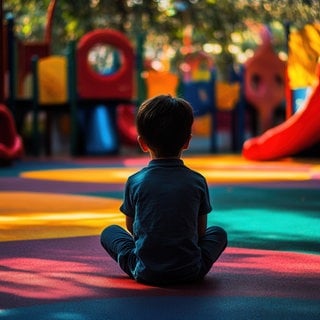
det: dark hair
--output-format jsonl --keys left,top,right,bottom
{"left": 136, "top": 95, "right": 194, "bottom": 157}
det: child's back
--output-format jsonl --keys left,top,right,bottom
{"left": 100, "top": 95, "right": 227, "bottom": 285}
{"left": 121, "top": 158, "right": 211, "bottom": 284}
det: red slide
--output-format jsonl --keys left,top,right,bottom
{"left": 117, "top": 104, "right": 138, "bottom": 146}
{"left": 242, "top": 82, "right": 320, "bottom": 160}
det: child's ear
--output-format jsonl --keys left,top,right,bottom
{"left": 137, "top": 136, "right": 149, "bottom": 152}
{"left": 183, "top": 134, "right": 192, "bottom": 150}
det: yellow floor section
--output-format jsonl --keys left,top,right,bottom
{"left": 2, "top": 156, "right": 320, "bottom": 242}
{"left": 20, "top": 155, "right": 320, "bottom": 183}
{"left": 0, "top": 192, "right": 124, "bottom": 242}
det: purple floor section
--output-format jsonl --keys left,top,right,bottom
{"left": 2, "top": 177, "right": 320, "bottom": 195}
{"left": 1, "top": 236, "right": 319, "bottom": 310}
{"left": 1, "top": 156, "right": 319, "bottom": 319}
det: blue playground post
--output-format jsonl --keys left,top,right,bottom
{"left": 85, "top": 104, "right": 118, "bottom": 155}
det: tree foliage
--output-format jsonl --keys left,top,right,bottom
{"left": 4, "top": 0, "right": 320, "bottom": 78}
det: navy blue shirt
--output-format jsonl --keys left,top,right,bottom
{"left": 120, "top": 158, "right": 212, "bottom": 284}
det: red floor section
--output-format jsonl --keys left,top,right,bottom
{"left": 1, "top": 236, "right": 319, "bottom": 309}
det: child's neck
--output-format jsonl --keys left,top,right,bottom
{"left": 150, "top": 151, "right": 182, "bottom": 160}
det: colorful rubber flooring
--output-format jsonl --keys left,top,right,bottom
{"left": 0, "top": 154, "right": 319, "bottom": 319}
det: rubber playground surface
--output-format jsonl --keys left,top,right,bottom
{"left": 0, "top": 154, "right": 319, "bottom": 319}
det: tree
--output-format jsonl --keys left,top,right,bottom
{"left": 4, "top": 0, "right": 320, "bottom": 79}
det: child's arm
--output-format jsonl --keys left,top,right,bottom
{"left": 126, "top": 216, "right": 134, "bottom": 235}
{"left": 198, "top": 214, "right": 207, "bottom": 238}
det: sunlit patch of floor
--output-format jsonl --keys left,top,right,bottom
{"left": 20, "top": 155, "right": 320, "bottom": 184}
{"left": 0, "top": 192, "right": 123, "bottom": 241}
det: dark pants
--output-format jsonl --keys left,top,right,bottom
{"left": 100, "top": 225, "right": 227, "bottom": 284}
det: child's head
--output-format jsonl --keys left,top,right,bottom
{"left": 136, "top": 94, "right": 194, "bottom": 158}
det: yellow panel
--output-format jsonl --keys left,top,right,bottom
{"left": 216, "top": 82, "right": 240, "bottom": 111}
{"left": 288, "top": 24, "right": 320, "bottom": 88}
{"left": 38, "top": 56, "right": 68, "bottom": 104}
{"left": 145, "top": 71, "right": 179, "bottom": 98}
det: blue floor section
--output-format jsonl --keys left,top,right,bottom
{"left": 2, "top": 296, "right": 319, "bottom": 320}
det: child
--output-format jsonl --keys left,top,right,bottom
{"left": 100, "top": 94, "right": 227, "bottom": 286}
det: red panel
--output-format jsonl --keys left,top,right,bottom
{"left": 0, "top": 104, "right": 23, "bottom": 160}
{"left": 77, "top": 29, "right": 134, "bottom": 100}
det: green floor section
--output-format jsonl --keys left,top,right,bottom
{"left": 209, "top": 186, "right": 320, "bottom": 254}
{"left": 90, "top": 186, "right": 320, "bottom": 255}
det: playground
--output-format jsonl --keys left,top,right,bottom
{"left": 0, "top": 1, "right": 320, "bottom": 319}
{"left": 1, "top": 1, "right": 319, "bottom": 161}
{"left": 1, "top": 155, "right": 320, "bottom": 319}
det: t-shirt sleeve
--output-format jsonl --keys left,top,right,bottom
{"left": 199, "top": 179, "right": 212, "bottom": 215}
{"left": 119, "top": 179, "right": 135, "bottom": 217}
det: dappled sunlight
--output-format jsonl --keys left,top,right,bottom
{"left": 310, "top": 164, "right": 320, "bottom": 179}
{"left": 183, "top": 155, "right": 315, "bottom": 169}
{"left": 0, "top": 256, "right": 153, "bottom": 303}
{"left": 1, "top": 155, "right": 319, "bottom": 311}
{"left": 19, "top": 163, "right": 320, "bottom": 184}
{"left": 219, "top": 247, "right": 320, "bottom": 277}
{"left": 18, "top": 155, "right": 320, "bottom": 184}
{"left": 20, "top": 167, "right": 137, "bottom": 184}
{"left": 0, "top": 192, "right": 121, "bottom": 213}
{"left": 1, "top": 212, "right": 120, "bottom": 223}
{"left": 1, "top": 247, "right": 319, "bottom": 306}
{"left": 184, "top": 156, "right": 320, "bottom": 182}
{"left": 202, "top": 168, "right": 311, "bottom": 182}
{"left": 0, "top": 192, "right": 124, "bottom": 241}
{"left": 210, "top": 186, "right": 320, "bottom": 254}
